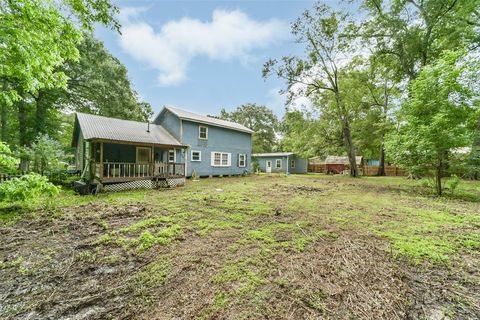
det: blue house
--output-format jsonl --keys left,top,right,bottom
{"left": 72, "top": 107, "right": 253, "bottom": 191}
{"left": 154, "top": 106, "right": 253, "bottom": 177}
{"left": 253, "top": 152, "right": 308, "bottom": 174}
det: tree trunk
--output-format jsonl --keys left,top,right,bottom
{"left": 341, "top": 117, "right": 358, "bottom": 177}
{"left": 35, "top": 91, "right": 46, "bottom": 137}
{"left": 377, "top": 139, "right": 386, "bottom": 176}
{"left": 17, "top": 100, "right": 28, "bottom": 147}
{"left": 436, "top": 165, "right": 442, "bottom": 196}
{"left": 17, "top": 100, "right": 29, "bottom": 173}
{"left": 0, "top": 103, "right": 7, "bottom": 142}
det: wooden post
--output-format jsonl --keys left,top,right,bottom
{"left": 99, "top": 142, "right": 103, "bottom": 179}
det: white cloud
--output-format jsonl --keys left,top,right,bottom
{"left": 118, "top": 8, "right": 288, "bottom": 86}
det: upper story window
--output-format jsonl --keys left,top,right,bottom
{"left": 168, "top": 149, "right": 176, "bottom": 163}
{"left": 275, "top": 159, "right": 282, "bottom": 169}
{"left": 191, "top": 150, "right": 201, "bottom": 161}
{"left": 199, "top": 126, "right": 208, "bottom": 139}
{"left": 238, "top": 154, "right": 246, "bottom": 167}
{"left": 291, "top": 160, "right": 296, "bottom": 168}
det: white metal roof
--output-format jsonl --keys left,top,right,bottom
{"left": 160, "top": 106, "right": 254, "bottom": 134}
{"left": 253, "top": 152, "right": 295, "bottom": 157}
{"left": 75, "top": 113, "right": 183, "bottom": 146}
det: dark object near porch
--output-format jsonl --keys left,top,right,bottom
{"left": 74, "top": 181, "right": 97, "bottom": 195}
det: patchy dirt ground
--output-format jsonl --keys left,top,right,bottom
{"left": 0, "top": 175, "right": 479, "bottom": 319}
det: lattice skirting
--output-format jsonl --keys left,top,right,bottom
{"left": 103, "top": 180, "right": 155, "bottom": 192}
{"left": 102, "top": 177, "right": 186, "bottom": 192}
{"left": 157, "top": 177, "right": 186, "bottom": 188}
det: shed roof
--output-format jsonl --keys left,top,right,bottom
{"left": 325, "top": 155, "right": 363, "bottom": 165}
{"left": 74, "top": 113, "right": 183, "bottom": 147}
{"left": 253, "top": 152, "right": 295, "bottom": 157}
{"left": 160, "top": 106, "right": 254, "bottom": 134}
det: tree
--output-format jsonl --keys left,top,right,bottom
{"left": 264, "top": 4, "right": 361, "bottom": 176}
{"left": 219, "top": 104, "right": 279, "bottom": 153}
{"left": 361, "top": 0, "right": 479, "bottom": 81}
{"left": 386, "top": 50, "right": 479, "bottom": 195}
{"left": 27, "top": 135, "right": 65, "bottom": 175}
{"left": 0, "top": 0, "right": 119, "bottom": 150}
{"left": 281, "top": 110, "right": 344, "bottom": 159}
{"left": 33, "top": 33, "right": 153, "bottom": 141}
{"left": 0, "top": 0, "right": 119, "bottom": 106}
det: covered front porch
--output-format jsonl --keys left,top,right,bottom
{"left": 89, "top": 140, "right": 186, "bottom": 184}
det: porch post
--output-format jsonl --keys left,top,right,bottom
{"left": 151, "top": 144, "right": 155, "bottom": 176}
{"left": 99, "top": 142, "right": 103, "bottom": 179}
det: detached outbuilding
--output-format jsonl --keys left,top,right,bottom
{"left": 325, "top": 155, "right": 363, "bottom": 174}
{"left": 252, "top": 152, "right": 308, "bottom": 174}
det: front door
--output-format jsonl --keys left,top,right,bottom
{"left": 266, "top": 160, "right": 272, "bottom": 173}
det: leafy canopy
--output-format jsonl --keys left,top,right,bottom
{"left": 386, "top": 50, "right": 479, "bottom": 193}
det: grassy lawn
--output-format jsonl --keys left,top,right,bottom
{"left": 1, "top": 174, "right": 479, "bottom": 319}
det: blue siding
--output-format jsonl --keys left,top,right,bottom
{"left": 182, "top": 120, "right": 252, "bottom": 177}
{"left": 154, "top": 109, "right": 182, "bottom": 139}
{"left": 154, "top": 110, "right": 253, "bottom": 177}
{"left": 254, "top": 154, "right": 307, "bottom": 174}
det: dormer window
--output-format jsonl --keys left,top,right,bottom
{"left": 199, "top": 126, "right": 208, "bottom": 139}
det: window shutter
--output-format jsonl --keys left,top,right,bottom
{"left": 211, "top": 152, "right": 215, "bottom": 166}
{"left": 227, "top": 153, "right": 231, "bottom": 166}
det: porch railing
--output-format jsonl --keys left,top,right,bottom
{"left": 98, "top": 162, "right": 185, "bottom": 181}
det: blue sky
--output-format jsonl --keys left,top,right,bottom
{"left": 95, "top": 0, "right": 343, "bottom": 118}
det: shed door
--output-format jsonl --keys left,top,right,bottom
{"left": 266, "top": 160, "right": 272, "bottom": 173}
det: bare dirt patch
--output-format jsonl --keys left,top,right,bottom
{"left": 0, "top": 175, "right": 479, "bottom": 319}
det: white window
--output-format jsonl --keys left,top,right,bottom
{"left": 238, "top": 154, "right": 246, "bottom": 167}
{"left": 136, "top": 147, "right": 151, "bottom": 164}
{"left": 168, "top": 149, "right": 176, "bottom": 163}
{"left": 275, "top": 159, "right": 282, "bottom": 169}
{"left": 199, "top": 126, "right": 208, "bottom": 139}
{"left": 191, "top": 150, "right": 201, "bottom": 161}
{"left": 291, "top": 160, "right": 296, "bottom": 168}
{"left": 211, "top": 152, "right": 231, "bottom": 167}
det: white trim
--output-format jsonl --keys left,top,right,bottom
{"left": 136, "top": 147, "right": 151, "bottom": 164}
{"left": 211, "top": 151, "right": 231, "bottom": 167}
{"left": 168, "top": 149, "right": 176, "bottom": 163}
{"left": 199, "top": 125, "right": 208, "bottom": 140}
{"left": 191, "top": 150, "right": 201, "bottom": 161}
{"left": 238, "top": 154, "right": 246, "bottom": 167}
{"left": 275, "top": 159, "right": 282, "bottom": 169}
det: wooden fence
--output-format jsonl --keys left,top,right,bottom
{"left": 308, "top": 164, "right": 406, "bottom": 176}
{"left": 362, "top": 165, "right": 407, "bottom": 176}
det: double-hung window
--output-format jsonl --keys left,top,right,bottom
{"left": 211, "top": 152, "right": 231, "bottom": 167}
{"left": 168, "top": 149, "right": 176, "bottom": 163}
{"left": 291, "top": 160, "right": 296, "bottom": 168}
{"left": 238, "top": 154, "right": 246, "bottom": 167}
{"left": 191, "top": 150, "right": 201, "bottom": 161}
{"left": 199, "top": 126, "right": 208, "bottom": 139}
{"left": 275, "top": 159, "right": 282, "bottom": 169}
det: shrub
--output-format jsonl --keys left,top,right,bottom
{"left": 26, "top": 135, "right": 66, "bottom": 175}
{"left": 0, "top": 142, "right": 17, "bottom": 174}
{"left": 0, "top": 173, "right": 59, "bottom": 205}
{"left": 446, "top": 175, "right": 461, "bottom": 194}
